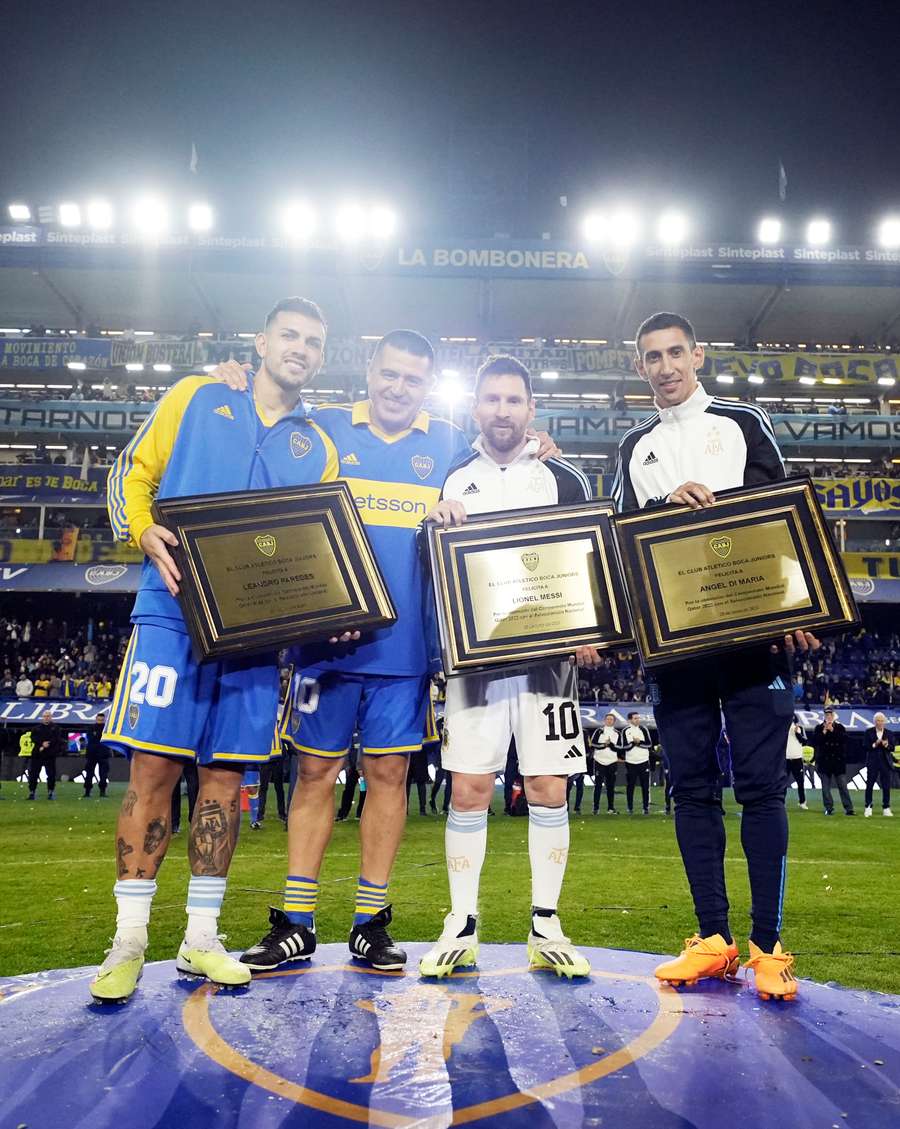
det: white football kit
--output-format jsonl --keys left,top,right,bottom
{"left": 439, "top": 437, "right": 591, "bottom": 777}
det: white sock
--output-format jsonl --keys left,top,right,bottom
{"left": 114, "top": 878, "right": 157, "bottom": 944}
{"left": 184, "top": 875, "right": 227, "bottom": 946}
{"left": 445, "top": 807, "right": 488, "bottom": 919}
{"left": 528, "top": 804, "right": 570, "bottom": 911}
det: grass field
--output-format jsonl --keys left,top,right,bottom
{"left": 1, "top": 780, "right": 897, "bottom": 993}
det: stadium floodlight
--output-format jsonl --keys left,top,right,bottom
{"left": 877, "top": 215, "right": 900, "bottom": 249}
{"left": 715, "top": 374, "right": 735, "bottom": 384}
{"left": 132, "top": 196, "right": 168, "bottom": 236}
{"left": 282, "top": 200, "right": 317, "bottom": 240}
{"left": 540, "top": 370, "right": 560, "bottom": 380}
{"left": 582, "top": 212, "right": 608, "bottom": 241}
{"left": 757, "top": 216, "right": 782, "bottom": 244}
{"left": 437, "top": 376, "right": 465, "bottom": 405}
{"left": 188, "top": 202, "right": 214, "bottom": 232}
{"left": 747, "top": 374, "right": 765, "bottom": 384}
{"left": 335, "top": 203, "right": 367, "bottom": 243}
{"left": 806, "top": 217, "right": 831, "bottom": 246}
{"left": 58, "top": 202, "right": 81, "bottom": 227}
{"left": 125, "top": 363, "right": 144, "bottom": 372}
{"left": 369, "top": 205, "right": 398, "bottom": 240}
{"left": 153, "top": 363, "right": 172, "bottom": 373}
{"left": 656, "top": 210, "right": 688, "bottom": 245}
{"left": 67, "top": 362, "right": 87, "bottom": 371}
{"left": 87, "top": 199, "right": 114, "bottom": 229}
{"left": 798, "top": 376, "right": 817, "bottom": 385}
{"left": 877, "top": 376, "right": 897, "bottom": 387}
{"left": 441, "top": 368, "right": 459, "bottom": 378}
{"left": 609, "top": 208, "right": 641, "bottom": 247}
{"left": 8, "top": 203, "right": 31, "bottom": 222}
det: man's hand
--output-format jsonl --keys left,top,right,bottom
{"left": 771, "top": 629, "right": 821, "bottom": 656}
{"left": 667, "top": 481, "right": 716, "bottom": 508}
{"left": 211, "top": 360, "right": 252, "bottom": 391}
{"left": 140, "top": 524, "right": 181, "bottom": 597}
{"left": 530, "top": 429, "right": 561, "bottom": 462}
{"left": 427, "top": 500, "right": 467, "bottom": 527}
{"left": 570, "top": 645, "right": 603, "bottom": 668}
{"left": 328, "top": 630, "right": 361, "bottom": 644}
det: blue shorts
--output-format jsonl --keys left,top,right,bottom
{"left": 281, "top": 668, "right": 430, "bottom": 760}
{"left": 102, "top": 623, "right": 279, "bottom": 766}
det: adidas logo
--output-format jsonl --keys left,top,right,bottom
{"left": 214, "top": 404, "right": 235, "bottom": 420}
{"left": 353, "top": 936, "right": 372, "bottom": 955}
{"left": 642, "top": 450, "right": 658, "bottom": 466}
{"left": 563, "top": 745, "right": 581, "bottom": 759}
{"left": 462, "top": 482, "right": 480, "bottom": 495}
{"left": 341, "top": 452, "right": 360, "bottom": 465}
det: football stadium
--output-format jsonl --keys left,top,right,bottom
{"left": 2, "top": 5, "right": 899, "bottom": 1124}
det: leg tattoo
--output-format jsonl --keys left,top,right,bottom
{"left": 121, "top": 789, "right": 138, "bottom": 816}
{"left": 116, "top": 837, "right": 134, "bottom": 878}
{"left": 143, "top": 817, "right": 168, "bottom": 855}
{"left": 189, "top": 798, "right": 239, "bottom": 876}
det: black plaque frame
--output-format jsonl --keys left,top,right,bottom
{"left": 427, "top": 500, "right": 632, "bottom": 674}
{"left": 152, "top": 481, "right": 396, "bottom": 661}
{"left": 611, "top": 476, "right": 858, "bottom": 668}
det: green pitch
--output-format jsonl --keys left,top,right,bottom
{"left": 1, "top": 781, "right": 897, "bottom": 993}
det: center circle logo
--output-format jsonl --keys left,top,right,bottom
{"left": 183, "top": 955, "right": 682, "bottom": 1124}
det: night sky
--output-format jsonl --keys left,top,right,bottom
{"left": 4, "top": 0, "right": 898, "bottom": 243}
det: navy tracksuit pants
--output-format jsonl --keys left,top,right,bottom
{"left": 651, "top": 646, "right": 792, "bottom": 948}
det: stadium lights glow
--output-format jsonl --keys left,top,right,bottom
{"left": 87, "top": 199, "right": 113, "bottom": 229}
{"left": 609, "top": 208, "right": 641, "bottom": 247}
{"left": 282, "top": 200, "right": 317, "bottom": 240}
{"left": 369, "top": 205, "right": 398, "bottom": 240}
{"left": 657, "top": 210, "right": 688, "bottom": 245}
{"left": 746, "top": 374, "right": 765, "bottom": 384}
{"left": 540, "top": 370, "right": 560, "bottom": 380}
{"left": 132, "top": 196, "right": 168, "bottom": 236}
{"left": 806, "top": 218, "right": 832, "bottom": 246}
{"left": 582, "top": 213, "right": 609, "bottom": 241}
{"left": 202, "top": 365, "right": 218, "bottom": 374}
{"left": 58, "top": 202, "right": 81, "bottom": 227}
{"left": 188, "top": 202, "right": 214, "bottom": 232}
{"left": 125, "top": 363, "right": 144, "bottom": 372}
{"left": 437, "top": 376, "right": 465, "bottom": 405}
{"left": 715, "top": 374, "right": 735, "bottom": 384}
{"left": 798, "top": 376, "right": 817, "bottom": 385}
{"left": 757, "top": 217, "right": 782, "bottom": 244}
{"left": 878, "top": 215, "right": 900, "bottom": 248}
{"left": 66, "top": 362, "right": 86, "bottom": 371}
{"left": 8, "top": 203, "right": 31, "bottom": 222}
{"left": 822, "top": 377, "right": 843, "bottom": 384}
{"left": 440, "top": 368, "right": 459, "bottom": 378}
{"left": 877, "top": 376, "right": 897, "bottom": 387}
{"left": 335, "top": 203, "right": 367, "bottom": 242}
{"left": 153, "top": 363, "right": 172, "bottom": 373}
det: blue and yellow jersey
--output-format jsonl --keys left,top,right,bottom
{"left": 299, "top": 400, "right": 470, "bottom": 676}
{"left": 108, "top": 375, "right": 338, "bottom": 624}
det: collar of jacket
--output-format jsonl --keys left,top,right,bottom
{"left": 657, "top": 382, "right": 712, "bottom": 425}
{"left": 472, "top": 433, "right": 540, "bottom": 466}
{"left": 245, "top": 371, "right": 310, "bottom": 423}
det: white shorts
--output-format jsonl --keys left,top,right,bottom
{"left": 441, "top": 661, "right": 587, "bottom": 777}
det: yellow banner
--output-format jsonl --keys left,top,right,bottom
{"left": 841, "top": 552, "right": 900, "bottom": 580}
{"left": 0, "top": 538, "right": 142, "bottom": 564}
{"left": 703, "top": 351, "right": 899, "bottom": 387}
{"left": 814, "top": 478, "right": 900, "bottom": 515}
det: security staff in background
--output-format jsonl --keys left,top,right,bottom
{"left": 622, "top": 712, "right": 652, "bottom": 815}
{"left": 589, "top": 712, "right": 621, "bottom": 814}
{"left": 28, "top": 709, "right": 65, "bottom": 800}
{"left": 864, "top": 711, "right": 893, "bottom": 818}
{"left": 82, "top": 711, "right": 110, "bottom": 798}
{"left": 785, "top": 715, "right": 808, "bottom": 809}
{"left": 812, "top": 707, "right": 854, "bottom": 816}
{"left": 613, "top": 310, "right": 815, "bottom": 1002}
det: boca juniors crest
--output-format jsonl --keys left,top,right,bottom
{"left": 411, "top": 454, "right": 434, "bottom": 480}
{"left": 290, "top": 432, "right": 312, "bottom": 459}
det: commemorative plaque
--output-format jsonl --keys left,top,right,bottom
{"left": 611, "top": 476, "right": 858, "bottom": 667}
{"left": 152, "top": 482, "right": 396, "bottom": 661}
{"left": 426, "top": 501, "right": 632, "bottom": 674}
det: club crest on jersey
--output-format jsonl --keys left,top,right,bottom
{"left": 128, "top": 704, "right": 140, "bottom": 729}
{"left": 705, "top": 426, "right": 723, "bottom": 456}
{"left": 521, "top": 551, "right": 539, "bottom": 572}
{"left": 709, "top": 535, "right": 732, "bottom": 559}
{"left": 411, "top": 454, "right": 434, "bottom": 480}
{"left": 255, "top": 534, "right": 277, "bottom": 558}
{"left": 290, "top": 432, "right": 312, "bottom": 459}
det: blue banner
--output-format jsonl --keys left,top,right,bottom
{"left": 0, "top": 462, "right": 109, "bottom": 503}
{"left": 0, "top": 400, "right": 152, "bottom": 434}
{"left": 0, "top": 562, "right": 140, "bottom": 591}
{"left": 0, "top": 338, "right": 112, "bottom": 370}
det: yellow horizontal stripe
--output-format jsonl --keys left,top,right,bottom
{"left": 103, "top": 734, "right": 196, "bottom": 759}
{"left": 288, "top": 740, "right": 350, "bottom": 759}
{"left": 362, "top": 743, "right": 421, "bottom": 755}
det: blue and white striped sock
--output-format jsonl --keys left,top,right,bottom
{"left": 114, "top": 878, "right": 157, "bottom": 941}
{"left": 528, "top": 804, "right": 570, "bottom": 913}
{"left": 445, "top": 806, "right": 489, "bottom": 918}
{"left": 185, "top": 875, "right": 227, "bottom": 945}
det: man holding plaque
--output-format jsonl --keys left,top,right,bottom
{"left": 613, "top": 311, "right": 813, "bottom": 1001}
{"left": 418, "top": 355, "right": 597, "bottom": 980}
{"left": 89, "top": 297, "right": 340, "bottom": 1003}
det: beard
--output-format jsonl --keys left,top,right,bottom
{"left": 485, "top": 422, "right": 525, "bottom": 451}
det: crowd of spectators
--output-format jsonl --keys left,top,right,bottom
{"left": 0, "top": 616, "right": 128, "bottom": 701}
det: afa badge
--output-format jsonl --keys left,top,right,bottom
{"left": 411, "top": 455, "right": 434, "bottom": 480}
{"left": 291, "top": 432, "right": 312, "bottom": 459}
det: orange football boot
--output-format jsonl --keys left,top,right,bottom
{"left": 743, "top": 941, "right": 798, "bottom": 1001}
{"left": 654, "top": 934, "right": 740, "bottom": 987}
